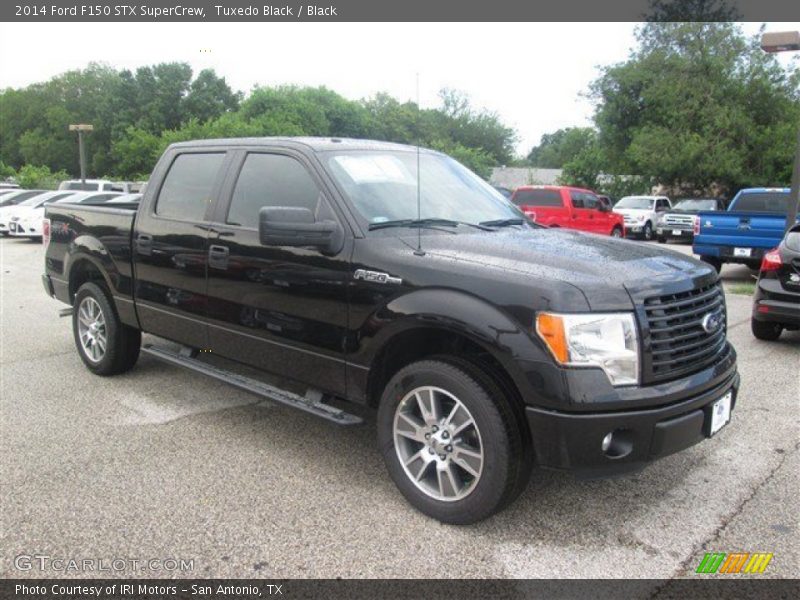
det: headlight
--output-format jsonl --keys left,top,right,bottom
{"left": 536, "top": 312, "right": 640, "bottom": 386}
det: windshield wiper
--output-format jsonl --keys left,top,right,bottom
{"left": 479, "top": 218, "right": 527, "bottom": 228}
{"left": 369, "top": 218, "right": 493, "bottom": 231}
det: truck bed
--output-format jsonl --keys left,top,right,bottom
{"left": 44, "top": 202, "right": 139, "bottom": 310}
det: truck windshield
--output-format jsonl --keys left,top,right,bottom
{"left": 616, "top": 197, "right": 654, "bottom": 209}
{"left": 732, "top": 192, "right": 792, "bottom": 214}
{"left": 324, "top": 151, "right": 523, "bottom": 227}
{"left": 673, "top": 199, "right": 719, "bottom": 211}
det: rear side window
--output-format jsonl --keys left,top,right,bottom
{"left": 156, "top": 153, "right": 225, "bottom": 221}
{"left": 227, "top": 153, "right": 322, "bottom": 229}
{"left": 512, "top": 189, "right": 563, "bottom": 207}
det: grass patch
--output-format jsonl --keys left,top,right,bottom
{"left": 728, "top": 282, "right": 757, "bottom": 295}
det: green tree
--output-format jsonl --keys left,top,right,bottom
{"left": 591, "top": 22, "right": 800, "bottom": 195}
{"left": 183, "top": 69, "right": 241, "bottom": 123}
{"left": 527, "top": 127, "right": 596, "bottom": 168}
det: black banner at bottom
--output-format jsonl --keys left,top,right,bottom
{"left": 3, "top": 579, "right": 799, "bottom": 600}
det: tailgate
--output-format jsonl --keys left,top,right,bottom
{"left": 694, "top": 211, "right": 788, "bottom": 249}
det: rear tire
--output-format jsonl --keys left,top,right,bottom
{"left": 751, "top": 318, "right": 782, "bottom": 341}
{"left": 377, "top": 358, "right": 530, "bottom": 524}
{"left": 73, "top": 282, "right": 141, "bottom": 376}
{"left": 700, "top": 256, "right": 722, "bottom": 274}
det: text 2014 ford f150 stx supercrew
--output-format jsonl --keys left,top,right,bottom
{"left": 43, "top": 138, "right": 739, "bottom": 524}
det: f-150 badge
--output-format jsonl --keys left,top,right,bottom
{"left": 354, "top": 269, "right": 402, "bottom": 285}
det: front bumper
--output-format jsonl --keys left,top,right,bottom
{"left": 525, "top": 367, "right": 740, "bottom": 477}
{"left": 656, "top": 226, "right": 693, "bottom": 241}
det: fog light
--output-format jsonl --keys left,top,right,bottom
{"left": 601, "top": 432, "right": 613, "bottom": 452}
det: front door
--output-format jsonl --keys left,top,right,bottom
{"left": 204, "top": 149, "right": 351, "bottom": 397}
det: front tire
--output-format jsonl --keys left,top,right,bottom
{"left": 643, "top": 221, "right": 653, "bottom": 241}
{"left": 611, "top": 226, "right": 623, "bottom": 238}
{"left": 73, "top": 282, "right": 141, "bottom": 375}
{"left": 751, "top": 318, "right": 782, "bottom": 341}
{"left": 377, "top": 358, "right": 530, "bottom": 524}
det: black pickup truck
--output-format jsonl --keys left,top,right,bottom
{"left": 43, "top": 138, "right": 739, "bottom": 524}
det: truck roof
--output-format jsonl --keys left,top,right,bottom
{"left": 737, "top": 187, "right": 790, "bottom": 194}
{"left": 168, "top": 137, "right": 433, "bottom": 154}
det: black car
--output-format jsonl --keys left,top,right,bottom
{"left": 751, "top": 223, "right": 800, "bottom": 340}
{"left": 656, "top": 198, "right": 726, "bottom": 243}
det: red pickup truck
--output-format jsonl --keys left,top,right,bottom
{"left": 511, "top": 185, "right": 625, "bottom": 237}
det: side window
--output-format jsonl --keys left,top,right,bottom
{"left": 570, "top": 191, "right": 584, "bottom": 209}
{"left": 227, "top": 153, "right": 322, "bottom": 229}
{"left": 583, "top": 193, "right": 599, "bottom": 210}
{"left": 156, "top": 153, "right": 226, "bottom": 221}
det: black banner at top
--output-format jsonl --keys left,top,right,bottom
{"left": 2, "top": 0, "right": 799, "bottom": 22}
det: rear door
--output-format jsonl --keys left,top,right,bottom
{"left": 132, "top": 149, "right": 231, "bottom": 349}
{"left": 204, "top": 147, "right": 351, "bottom": 396}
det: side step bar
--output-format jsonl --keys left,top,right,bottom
{"left": 141, "top": 344, "right": 363, "bottom": 425}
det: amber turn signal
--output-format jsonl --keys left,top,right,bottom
{"left": 535, "top": 313, "right": 569, "bottom": 363}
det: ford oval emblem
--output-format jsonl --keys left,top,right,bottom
{"left": 702, "top": 312, "right": 723, "bottom": 334}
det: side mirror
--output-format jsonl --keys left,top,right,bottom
{"left": 259, "top": 207, "right": 344, "bottom": 255}
{"left": 597, "top": 203, "right": 610, "bottom": 213}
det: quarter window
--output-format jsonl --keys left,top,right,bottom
{"left": 227, "top": 153, "right": 322, "bottom": 229}
{"left": 156, "top": 153, "right": 226, "bottom": 221}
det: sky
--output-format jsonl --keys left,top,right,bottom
{"left": 0, "top": 22, "right": 797, "bottom": 157}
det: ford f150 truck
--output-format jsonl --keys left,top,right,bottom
{"left": 693, "top": 188, "right": 798, "bottom": 272}
{"left": 510, "top": 185, "right": 625, "bottom": 237}
{"left": 655, "top": 198, "right": 726, "bottom": 244}
{"left": 43, "top": 138, "right": 739, "bottom": 524}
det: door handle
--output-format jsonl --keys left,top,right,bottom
{"left": 137, "top": 234, "right": 152, "bottom": 244}
{"left": 209, "top": 245, "right": 229, "bottom": 257}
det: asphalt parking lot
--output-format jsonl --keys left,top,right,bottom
{"left": 1, "top": 236, "right": 798, "bottom": 582}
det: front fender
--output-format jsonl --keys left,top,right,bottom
{"left": 348, "top": 288, "right": 561, "bottom": 407}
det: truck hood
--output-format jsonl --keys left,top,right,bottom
{"left": 398, "top": 227, "right": 713, "bottom": 302}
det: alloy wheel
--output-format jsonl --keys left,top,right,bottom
{"left": 393, "top": 386, "right": 484, "bottom": 502}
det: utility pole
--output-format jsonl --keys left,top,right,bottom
{"left": 69, "top": 123, "right": 94, "bottom": 189}
{"left": 760, "top": 31, "right": 800, "bottom": 235}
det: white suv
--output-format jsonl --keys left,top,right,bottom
{"left": 614, "top": 196, "right": 671, "bottom": 240}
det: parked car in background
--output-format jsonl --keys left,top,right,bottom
{"left": 3, "top": 191, "right": 82, "bottom": 238}
{"left": 0, "top": 182, "right": 21, "bottom": 190}
{"left": 492, "top": 185, "right": 513, "bottom": 199}
{"left": 105, "top": 193, "right": 142, "bottom": 206}
{"left": 511, "top": 185, "right": 625, "bottom": 237}
{"left": 597, "top": 195, "right": 614, "bottom": 210}
{"left": 751, "top": 223, "right": 800, "bottom": 340}
{"left": 656, "top": 198, "right": 726, "bottom": 244}
{"left": 58, "top": 179, "right": 118, "bottom": 192}
{"left": 693, "top": 188, "right": 798, "bottom": 273}
{"left": 9, "top": 191, "right": 122, "bottom": 239}
{"left": 614, "top": 196, "right": 672, "bottom": 240}
{"left": 0, "top": 190, "right": 47, "bottom": 234}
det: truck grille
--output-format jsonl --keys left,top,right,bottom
{"left": 663, "top": 214, "right": 695, "bottom": 229}
{"left": 643, "top": 282, "right": 727, "bottom": 383}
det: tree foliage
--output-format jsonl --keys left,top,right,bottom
{"left": 527, "top": 127, "right": 596, "bottom": 168}
{"left": 590, "top": 22, "right": 799, "bottom": 195}
{"left": 0, "top": 65, "right": 514, "bottom": 181}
